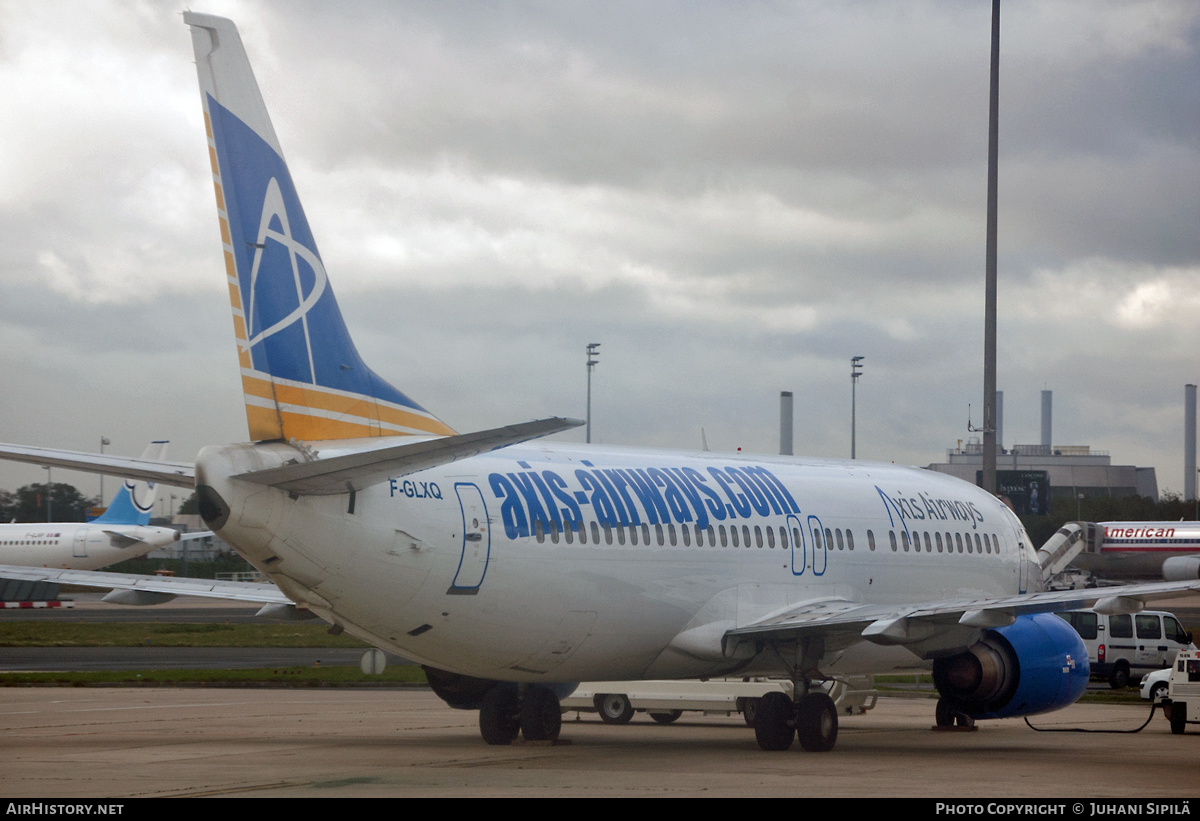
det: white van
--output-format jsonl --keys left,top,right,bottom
{"left": 1055, "top": 609, "right": 1195, "bottom": 689}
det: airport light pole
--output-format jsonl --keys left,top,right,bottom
{"left": 851, "top": 356, "right": 864, "bottom": 459}
{"left": 99, "top": 436, "right": 110, "bottom": 504}
{"left": 586, "top": 343, "right": 601, "bottom": 444}
{"left": 42, "top": 465, "right": 52, "bottom": 523}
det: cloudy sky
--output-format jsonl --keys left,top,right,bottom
{"left": 0, "top": 0, "right": 1197, "bottom": 510}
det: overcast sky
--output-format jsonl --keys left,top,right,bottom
{"left": 0, "top": 0, "right": 1197, "bottom": 510}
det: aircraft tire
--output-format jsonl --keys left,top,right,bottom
{"left": 796, "top": 692, "right": 838, "bottom": 752}
{"left": 649, "top": 710, "right": 682, "bottom": 725}
{"left": 935, "top": 697, "right": 955, "bottom": 727}
{"left": 520, "top": 687, "right": 562, "bottom": 742}
{"left": 754, "top": 692, "right": 795, "bottom": 751}
{"left": 595, "top": 694, "right": 634, "bottom": 725}
{"left": 479, "top": 686, "right": 520, "bottom": 745}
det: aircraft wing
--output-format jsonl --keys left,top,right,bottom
{"left": 0, "top": 442, "right": 195, "bottom": 489}
{"left": 235, "top": 416, "right": 584, "bottom": 496}
{"left": 727, "top": 580, "right": 1200, "bottom": 651}
{"left": 0, "top": 564, "right": 289, "bottom": 605}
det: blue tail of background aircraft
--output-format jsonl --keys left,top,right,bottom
{"left": 90, "top": 441, "right": 167, "bottom": 525}
{"left": 185, "top": 12, "right": 455, "bottom": 443}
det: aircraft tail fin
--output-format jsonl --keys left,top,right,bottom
{"left": 91, "top": 441, "right": 169, "bottom": 525}
{"left": 184, "top": 13, "right": 455, "bottom": 442}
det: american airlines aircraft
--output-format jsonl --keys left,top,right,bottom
{"left": 0, "top": 13, "right": 1197, "bottom": 752}
{"left": 1072, "top": 521, "right": 1200, "bottom": 582}
{"left": 0, "top": 442, "right": 194, "bottom": 571}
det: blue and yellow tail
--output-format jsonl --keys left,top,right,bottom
{"left": 185, "top": 13, "right": 455, "bottom": 443}
{"left": 91, "top": 441, "right": 167, "bottom": 525}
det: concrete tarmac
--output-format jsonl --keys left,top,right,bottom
{"left": 2, "top": 688, "right": 1197, "bottom": 798}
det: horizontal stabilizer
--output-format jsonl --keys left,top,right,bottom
{"left": 0, "top": 564, "right": 289, "bottom": 605}
{"left": 236, "top": 417, "right": 584, "bottom": 495}
{"left": 0, "top": 442, "right": 195, "bottom": 489}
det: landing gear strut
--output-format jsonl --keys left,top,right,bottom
{"left": 478, "top": 685, "right": 563, "bottom": 745}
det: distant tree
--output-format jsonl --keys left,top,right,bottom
{"left": 8, "top": 483, "right": 98, "bottom": 523}
{"left": 178, "top": 491, "right": 199, "bottom": 515}
{"left": 0, "top": 489, "right": 16, "bottom": 523}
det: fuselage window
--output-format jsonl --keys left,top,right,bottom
{"left": 846, "top": 530, "right": 855, "bottom": 550}
{"left": 642, "top": 524, "right": 651, "bottom": 545}
{"left": 720, "top": 525, "right": 729, "bottom": 547}
{"left": 974, "top": 533, "right": 982, "bottom": 553}
{"left": 935, "top": 532, "right": 944, "bottom": 552}
{"left": 668, "top": 524, "right": 678, "bottom": 546}
{"left": 921, "top": 532, "right": 930, "bottom": 552}
{"left": 889, "top": 531, "right": 897, "bottom": 551}
{"left": 867, "top": 530, "right": 875, "bottom": 550}
{"left": 681, "top": 524, "right": 691, "bottom": 547}
{"left": 902, "top": 531, "right": 912, "bottom": 552}
{"left": 655, "top": 524, "right": 665, "bottom": 546}
{"left": 954, "top": 533, "right": 963, "bottom": 553}
{"left": 564, "top": 522, "right": 574, "bottom": 544}
{"left": 577, "top": 521, "right": 587, "bottom": 544}
{"left": 766, "top": 526, "right": 776, "bottom": 549}
{"left": 753, "top": 526, "right": 762, "bottom": 548}
{"left": 590, "top": 522, "right": 600, "bottom": 544}
{"left": 549, "top": 521, "right": 560, "bottom": 544}
{"left": 742, "top": 525, "right": 751, "bottom": 548}
{"left": 835, "top": 529, "right": 844, "bottom": 550}
{"left": 604, "top": 525, "right": 613, "bottom": 546}
{"left": 534, "top": 520, "right": 545, "bottom": 543}
{"left": 629, "top": 525, "right": 638, "bottom": 546}
{"left": 731, "top": 526, "right": 740, "bottom": 548}
{"left": 694, "top": 524, "right": 704, "bottom": 546}
{"left": 707, "top": 525, "right": 716, "bottom": 546}
{"left": 616, "top": 525, "right": 626, "bottom": 546}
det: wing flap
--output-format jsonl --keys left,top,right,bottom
{"left": 235, "top": 416, "right": 583, "bottom": 495}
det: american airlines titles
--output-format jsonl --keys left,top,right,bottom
{"left": 487, "top": 463, "right": 800, "bottom": 540}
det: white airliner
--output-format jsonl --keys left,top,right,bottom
{"left": 0, "top": 13, "right": 1197, "bottom": 752}
{"left": 0, "top": 442, "right": 197, "bottom": 572}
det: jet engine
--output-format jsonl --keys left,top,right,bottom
{"left": 932, "top": 612, "right": 1088, "bottom": 719}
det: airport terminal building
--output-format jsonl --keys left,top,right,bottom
{"left": 926, "top": 441, "right": 1158, "bottom": 502}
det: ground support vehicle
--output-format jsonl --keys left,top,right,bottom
{"left": 562, "top": 677, "right": 877, "bottom": 726}
{"left": 1162, "top": 649, "right": 1200, "bottom": 735}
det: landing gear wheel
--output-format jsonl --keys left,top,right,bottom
{"left": 479, "top": 686, "right": 520, "bottom": 745}
{"left": 742, "top": 698, "right": 759, "bottom": 727}
{"left": 595, "top": 694, "right": 634, "bottom": 725}
{"left": 520, "top": 687, "right": 562, "bottom": 742}
{"left": 754, "top": 691, "right": 795, "bottom": 751}
{"left": 1109, "top": 663, "right": 1130, "bottom": 689}
{"left": 1170, "top": 702, "right": 1187, "bottom": 735}
{"left": 935, "top": 697, "right": 955, "bottom": 728}
{"left": 650, "top": 710, "right": 682, "bottom": 725}
{"left": 795, "top": 692, "right": 838, "bottom": 752}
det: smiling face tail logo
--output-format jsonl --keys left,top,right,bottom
{"left": 188, "top": 13, "right": 455, "bottom": 443}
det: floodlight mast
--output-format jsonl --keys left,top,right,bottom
{"left": 586, "top": 343, "right": 601, "bottom": 444}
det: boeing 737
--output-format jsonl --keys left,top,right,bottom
{"left": 0, "top": 13, "right": 1197, "bottom": 753}
{"left": 0, "top": 442, "right": 199, "bottom": 571}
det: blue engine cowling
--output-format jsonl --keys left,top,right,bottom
{"left": 932, "top": 612, "right": 1089, "bottom": 719}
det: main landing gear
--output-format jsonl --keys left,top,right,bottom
{"left": 479, "top": 684, "right": 563, "bottom": 745}
{"left": 754, "top": 690, "right": 838, "bottom": 752}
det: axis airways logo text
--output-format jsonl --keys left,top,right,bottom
{"left": 487, "top": 462, "right": 800, "bottom": 540}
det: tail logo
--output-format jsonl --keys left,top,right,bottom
{"left": 244, "top": 177, "right": 328, "bottom": 364}
{"left": 128, "top": 479, "right": 156, "bottom": 514}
